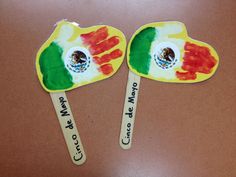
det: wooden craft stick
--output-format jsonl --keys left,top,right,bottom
{"left": 50, "top": 92, "right": 86, "bottom": 165}
{"left": 119, "top": 71, "right": 141, "bottom": 149}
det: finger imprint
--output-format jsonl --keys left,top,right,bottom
{"left": 93, "top": 49, "right": 123, "bottom": 65}
{"left": 99, "top": 64, "right": 114, "bottom": 75}
{"left": 81, "top": 26, "right": 108, "bottom": 46}
{"left": 89, "top": 36, "right": 120, "bottom": 55}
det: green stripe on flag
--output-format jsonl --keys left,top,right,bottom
{"left": 39, "top": 42, "right": 73, "bottom": 90}
{"left": 129, "top": 27, "right": 156, "bottom": 74}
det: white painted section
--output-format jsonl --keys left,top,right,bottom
{"left": 148, "top": 25, "right": 185, "bottom": 79}
{"left": 55, "top": 23, "right": 100, "bottom": 84}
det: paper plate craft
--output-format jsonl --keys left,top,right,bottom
{"left": 119, "top": 21, "right": 219, "bottom": 149}
{"left": 36, "top": 20, "right": 126, "bottom": 164}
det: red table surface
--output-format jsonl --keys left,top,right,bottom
{"left": 0, "top": 0, "right": 235, "bottom": 177}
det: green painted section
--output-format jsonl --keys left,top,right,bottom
{"left": 39, "top": 42, "right": 73, "bottom": 90}
{"left": 129, "top": 27, "right": 156, "bottom": 74}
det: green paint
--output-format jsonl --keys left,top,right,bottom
{"left": 129, "top": 27, "right": 156, "bottom": 74}
{"left": 39, "top": 42, "right": 73, "bottom": 90}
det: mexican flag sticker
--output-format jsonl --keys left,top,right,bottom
{"left": 36, "top": 20, "right": 126, "bottom": 92}
{"left": 127, "top": 21, "right": 219, "bottom": 83}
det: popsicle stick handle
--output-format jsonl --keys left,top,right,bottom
{"left": 50, "top": 92, "right": 86, "bottom": 165}
{"left": 119, "top": 71, "right": 141, "bottom": 149}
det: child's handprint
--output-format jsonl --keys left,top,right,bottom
{"left": 81, "top": 26, "right": 123, "bottom": 75}
{"left": 36, "top": 21, "right": 126, "bottom": 92}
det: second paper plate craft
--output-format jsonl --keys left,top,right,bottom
{"left": 119, "top": 21, "right": 219, "bottom": 149}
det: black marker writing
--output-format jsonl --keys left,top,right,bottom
{"left": 59, "top": 96, "right": 70, "bottom": 117}
{"left": 128, "top": 82, "right": 138, "bottom": 104}
{"left": 121, "top": 123, "right": 131, "bottom": 145}
{"left": 72, "top": 134, "right": 83, "bottom": 161}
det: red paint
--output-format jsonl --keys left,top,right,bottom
{"left": 184, "top": 42, "right": 210, "bottom": 56}
{"left": 176, "top": 71, "right": 196, "bottom": 80}
{"left": 110, "top": 49, "right": 123, "bottom": 58}
{"left": 81, "top": 27, "right": 108, "bottom": 46}
{"left": 99, "top": 64, "right": 114, "bottom": 75}
{"left": 176, "top": 42, "right": 217, "bottom": 80}
{"left": 80, "top": 31, "right": 95, "bottom": 42}
{"left": 89, "top": 36, "right": 120, "bottom": 55}
{"left": 93, "top": 49, "right": 123, "bottom": 64}
{"left": 80, "top": 27, "right": 122, "bottom": 76}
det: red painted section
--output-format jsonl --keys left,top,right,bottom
{"left": 110, "top": 49, "right": 123, "bottom": 58}
{"left": 93, "top": 49, "right": 123, "bottom": 64}
{"left": 176, "top": 71, "right": 196, "bottom": 80}
{"left": 80, "top": 31, "right": 95, "bottom": 42}
{"left": 176, "top": 42, "right": 217, "bottom": 80}
{"left": 81, "top": 26, "right": 108, "bottom": 46}
{"left": 89, "top": 36, "right": 120, "bottom": 55}
{"left": 80, "top": 27, "right": 122, "bottom": 76}
{"left": 99, "top": 64, "right": 114, "bottom": 75}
